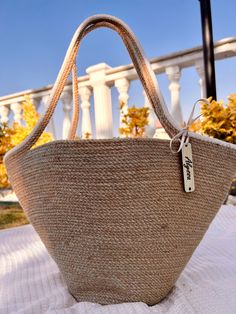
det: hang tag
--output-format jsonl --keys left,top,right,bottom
{"left": 181, "top": 143, "right": 195, "bottom": 192}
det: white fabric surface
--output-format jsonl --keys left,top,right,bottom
{"left": 0, "top": 205, "right": 236, "bottom": 314}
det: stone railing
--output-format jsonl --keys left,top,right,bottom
{"left": 0, "top": 37, "right": 236, "bottom": 140}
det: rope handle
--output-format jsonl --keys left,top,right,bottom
{"left": 5, "top": 14, "right": 181, "bottom": 160}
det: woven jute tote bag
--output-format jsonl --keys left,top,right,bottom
{"left": 4, "top": 15, "right": 236, "bottom": 305}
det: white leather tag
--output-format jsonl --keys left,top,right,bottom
{"left": 181, "top": 143, "right": 195, "bottom": 192}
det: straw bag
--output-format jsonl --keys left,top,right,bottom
{"left": 4, "top": 15, "right": 236, "bottom": 305}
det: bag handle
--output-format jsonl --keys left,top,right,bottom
{"left": 5, "top": 14, "right": 180, "bottom": 160}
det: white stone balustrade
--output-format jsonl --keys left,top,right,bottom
{"left": 0, "top": 37, "right": 235, "bottom": 139}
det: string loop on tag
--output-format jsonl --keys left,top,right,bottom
{"left": 169, "top": 98, "right": 210, "bottom": 153}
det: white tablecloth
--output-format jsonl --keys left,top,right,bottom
{"left": 1, "top": 205, "right": 236, "bottom": 314}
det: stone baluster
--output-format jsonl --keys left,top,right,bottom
{"left": 166, "top": 66, "right": 183, "bottom": 126}
{"left": 195, "top": 60, "right": 206, "bottom": 98}
{"left": 41, "top": 95, "right": 56, "bottom": 139}
{"left": 143, "top": 90, "right": 157, "bottom": 138}
{"left": 61, "top": 90, "right": 73, "bottom": 139}
{"left": 11, "top": 102, "right": 22, "bottom": 124}
{"left": 87, "top": 63, "right": 113, "bottom": 139}
{"left": 115, "top": 78, "right": 130, "bottom": 137}
{"left": 79, "top": 86, "right": 92, "bottom": 139}
{"left": 0, "top": 105, "right": 10, "bottom": 124}
{"left": 31, "top": 97, "right": 41, "bottom": 110}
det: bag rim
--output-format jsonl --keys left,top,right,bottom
{"left": 4, "top": 131, "right": 236, "bottom": 165}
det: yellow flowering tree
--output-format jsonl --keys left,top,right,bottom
{"left": 0, "top": 124, "right": 14, "bottom": 188}
{"left": 0, "top": 96, "right": 53, "bottom": 188}
{"left": 189, "top": 94, "right": 236, "bottom": 196}
{"left": 11, "top": 96, "right": 53, "bottom": 147}
{"left": 119, "top": 101, "right": 149, "bottom": 138}
{"left": 190, "top": 94, "right": 236, "bottom": 144}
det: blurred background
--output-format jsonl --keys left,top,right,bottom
{"left": 0, "top": 0, "right": 236, "bottom": 137}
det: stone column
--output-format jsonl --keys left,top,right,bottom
{"left": 41, "top": 95, "right": 56, "bottom": 139}
{"left": 115, "top": 78, "right": 130, "bottom": 137}
{"left": 31, "top": 97, "right": 41, "bottom": 110}
{"left": 0, "top": 105, "right": 9, "bottom": 124}
{"left": 79, "top": 86, "right": 92, "bottom": 139}
{"left": 166, "top": 66, "right": 183, "bottom": 126}
{"left": 11, "top": 102, "right": 22, "bottom": 124}
{"left": 87, "top": 63, "right": 113, "bottom": 139}
{"left": 143, "top": 90, "right": 157, "bottom": 137}
{"left": 60, "top": 90, "right": 73, "bottom": 139}
{"left": 195, "top": 60, "right": 206, "bottom": 98}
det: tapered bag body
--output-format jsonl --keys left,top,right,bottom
{"left": 4, "top": 15, "right": 236, "bottom": 305}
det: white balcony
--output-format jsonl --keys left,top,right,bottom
{"left": 0, "top": 37, "right": 236, "bottom": 140}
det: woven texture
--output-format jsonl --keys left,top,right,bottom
{"left": 5, "top": 138, "right": 236, "bottom": 305}
{"left": 1, "top": 205, "right": 236, "bottom": 313}
{"left": 4, "top": 15, "right": 236, "bottom": 305}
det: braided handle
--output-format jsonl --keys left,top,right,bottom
{"left": 5, "top": 14, "right": 180, "bottom": 160}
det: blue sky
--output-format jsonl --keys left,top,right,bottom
{"left": 0, "top": 0, "right": 236, "bottom": 136}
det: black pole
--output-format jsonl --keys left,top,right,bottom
{"left": 199, "top": 0, "right": 217, "bottom": 100}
